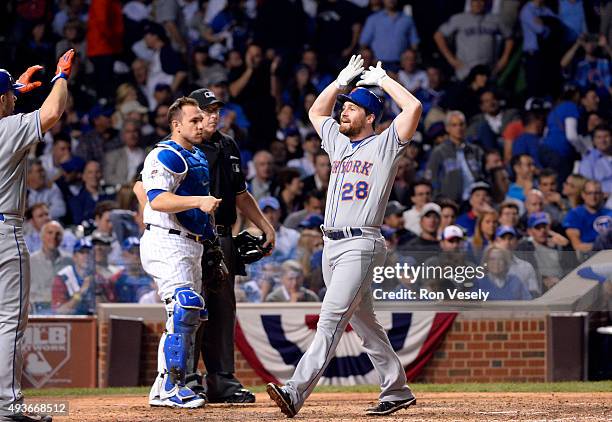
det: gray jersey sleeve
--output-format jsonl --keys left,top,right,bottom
{"left": 320, "top": 117, "right": 342, "bottom": 157}
{"left": 438, "top": 14, "right": 459, "bottom": 37}
{"left": 0, "top": 110, "right": 43, "bottom": 154}
{"left": 375, "top": 121, "right": 409, "bottom": 155}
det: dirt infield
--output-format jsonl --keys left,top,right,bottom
{"left": 42, "top": 391, "right": 612, "bottom": 421}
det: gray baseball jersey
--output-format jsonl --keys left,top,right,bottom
{"left": 0, "top": 110, "right": 43, "bottom": 216}
{"left": 438, "top": 12, "right": 511, "bottom": 79}
{"left": 0, "top": 109, "right": 42, "bottom": 417}
{"left": 280, "top": 116, "right": 415, "bottom": 413}
{"left": 321, "top": 117, "right": 408, "bottom": 228}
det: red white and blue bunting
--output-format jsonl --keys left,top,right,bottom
{"left": 236, "top": 308, "right": 456, "bottom": 385}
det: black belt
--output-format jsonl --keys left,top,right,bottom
{"left": 215, "top": 225, "right": 232, "bottom": 237}
{"left": 145, "top": 223, "right": 213, "bottom": 244}
{"left": 321, "top": 227, "right": 363, "bottom": 240}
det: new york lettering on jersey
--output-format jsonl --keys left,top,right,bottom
{"left": 324, "top": 121, "right": 407, "bottom": 228}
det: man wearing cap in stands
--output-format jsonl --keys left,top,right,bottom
{"left": 456, "top": 181, "right": 494, "bottom": 237}
{"left": 494, "top": 225, "right": 541, "bottom": 297}
{"left": 516, "top": 212, "right": 574, "bottom": 291}
{"left": 75, "top": 103, "right": 120, "bottom": 164}
{"left": 51, "top": 237, "right": 96, "bottom": 315}
{"left": 384, "top": 200, "right": 414, "bottom": 247}
{"left": 115, "top": 237, "right": 153, "bottom": 302}
{"left": 424, "top": 224, "right": 478, "bottom": 290}
{"left": 399, "top": 202, "right": 442, "bottom": 262}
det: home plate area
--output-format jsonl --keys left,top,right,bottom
{"left": 36, "top": 392, "right": 612, "bottom": 421}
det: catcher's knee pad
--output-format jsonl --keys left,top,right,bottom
{"left": 171, "top": 287, "right": 205, "bottom": 333}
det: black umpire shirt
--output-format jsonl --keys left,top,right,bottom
{"left": 195, "top": 131, "right": 247, "bottom": 227}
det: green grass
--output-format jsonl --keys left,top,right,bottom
{"left": 24, "top": 381, "right": 612, "bottom": 397}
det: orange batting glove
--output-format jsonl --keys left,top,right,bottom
{"left": 15, "top": 65, "right": 43, "bottom": 94}
{"left": 51, "top": 49, "right": 75, "bottom": 83}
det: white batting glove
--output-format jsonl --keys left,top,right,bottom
{"left": 334, "top": 54, "right": 364, "bottom": 89}
{"left": 357, "top": 61, "right": 388, "bottom": 88}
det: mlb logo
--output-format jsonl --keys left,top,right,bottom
{"left": 22, "top": 323, "right": 72, "bottom": 388}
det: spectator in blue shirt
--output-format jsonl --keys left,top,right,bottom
{"left": 359, "top": 0, "right": 419, "bottom": 70}
{"left": 114, "top": 237, "right": 153, "bottom": 302}
{"left": 415, "top": 65, "right": 446, "bottom": 116}
{"left": 558, "top": 0, "right": 587, "bottom": 42}
{"left": 579, "top": 125, "right": 612, "bottom": 198}
{"left": 563, "top": 180, "right": 612, "bottom": 253}
{"left": 475, "top": 245, "right": 532, "bottom": 300}
{"left": 540, "top": 85, "right": 582, "bottom": 182}
{"left": 561, "top": 33, "right": 612, "bottom": 99}
{"left": 512, "top": 109, "right": 546, "bottom": 169}
{"left": 520, "top": 0, "right": 556, "bottom": 55}
{"left": 520, "top": 0, "right": 558, "bottom": 97}
{"left": 67, "top": 160, "right": 115, "bottom": 225}
{"left": 508, "top": 154, "right": 536, "bottom": 202}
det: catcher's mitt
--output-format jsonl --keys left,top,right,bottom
{"left": 234, "top": 230, "right": 272, "bottom": 265}
{"left": 202, "top": 240, "right": 229, "bottom": 292}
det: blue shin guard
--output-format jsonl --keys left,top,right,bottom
{"left": 150, "top": 287, "right": 206, "bottom": 408}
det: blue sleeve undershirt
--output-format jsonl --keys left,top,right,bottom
{"left": 147, "top": 189, "right": 167, "bottom": 202}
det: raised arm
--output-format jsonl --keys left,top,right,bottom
{"left": 40, "top": 49, "right": 74, "bottom": 132}
{"left": 308, "top": 54, "right": 364, "bottom": 136}
{"left": 357, "top": 62, "right": 422, "bottom": 142}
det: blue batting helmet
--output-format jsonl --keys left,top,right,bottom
{"left": 337, "top": 87, "right": 384, "bottom": 121}
{"left": 0, "top": 69, "right": 23, "bottom": 95}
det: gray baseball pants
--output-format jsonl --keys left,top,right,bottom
{"left": 284, "top": 232, "right": 413, "bottom": 412}
{"left": 0, "top": 218, "right": 29, "bottom": 419}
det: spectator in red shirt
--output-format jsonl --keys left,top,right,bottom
{"left": 86, "top": 0, "right": 124, "bottom": 99}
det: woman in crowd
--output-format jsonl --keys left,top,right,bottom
{"left": 468, "top": 210, "right": 498, "bottom": 263}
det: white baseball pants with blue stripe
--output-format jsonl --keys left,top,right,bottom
{"left": 0, "top": 221, "right": 29, "bottom": 418}
{"left": 284, "top": 234, "right": 413, "bottom": 412}
{"left": 139, "top": 228, "right": 203, "bottom": 301}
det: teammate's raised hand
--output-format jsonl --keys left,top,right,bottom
{"left": 198, "top": 196, "right": 222, "bottom": 213}
{"left": 51, "top": 49, "right": 75, "bottom": 83}
{"left": 15, "top": 65, "right": 43, "bottom": 94}
{"left": 356, "top": 61, "right": 388, "bottom": 88}
{"left": 334, "top": 54, "right": 364, "bottom": 90}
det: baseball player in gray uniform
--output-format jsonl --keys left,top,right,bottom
{"left": 0, "top": 50, "right": 75, "bottom": 422}
{"left": 267, "top": 55, "right": 422, "bottom": 417}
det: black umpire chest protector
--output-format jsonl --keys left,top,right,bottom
{"left": 196, "top": 131, "right": 243, "bottom": 228}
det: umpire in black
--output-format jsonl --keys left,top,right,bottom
{"left": 187, "top": 88, "right": 276, "bottom": 402}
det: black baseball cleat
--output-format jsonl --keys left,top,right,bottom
{"left": 208, "top": 388, "right": 255, "bottom": 404}
{"left": 196, "top": 391, "right": 208, "bottom": 403}
{"left": 365, "top": 397, "right": 417, "bottom": 416}
{"left": 266, "top": 383, "right": 296, "bottom": 418}
{"left": 4, "top": 412, "right": 52, "bottom": 421}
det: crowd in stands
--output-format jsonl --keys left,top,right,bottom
{"left": 2, "top": 0, "right": 612, "bottom": 312}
